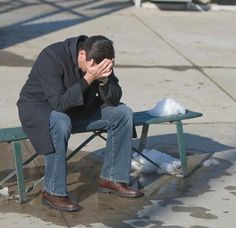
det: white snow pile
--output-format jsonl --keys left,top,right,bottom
{"left": 131, "top": 149, "right": 182, "bottom": 175}
{"left": 203, "top": 158, "right": 220, "bottom": 167}
{"left": 148, "top": 98, "right": 186, "bottom": 117}
{"left": 0, "top": 187, "right": 9, "bottom": 197}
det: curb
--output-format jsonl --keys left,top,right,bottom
{"left": 141, "top": 1, "right": 236, "bottom": 11}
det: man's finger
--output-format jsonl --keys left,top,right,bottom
{"left": 99, "top": 59, "right": 113, "bottom": 72}
{"left": 101, "top": 70, "right": 112, "bottom": 78}
{"left": 87, "top": 59, "right": 94, "bottom": 67}
{"left": 103, "top": 62, "right": 113, "bottom": 74}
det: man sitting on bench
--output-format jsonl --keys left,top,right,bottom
{"left": 17, "top": 35, "right": 144, "bottom": 212}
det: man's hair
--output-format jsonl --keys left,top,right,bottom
{"left": 81, "top": 35, "right": 115, "bottom": 64}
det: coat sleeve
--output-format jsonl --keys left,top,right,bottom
{"left": 36, "top": 49, "right": 84, "bottom": 112}
{"left": 98, "top": 72, "right": 122, "bottom": 106}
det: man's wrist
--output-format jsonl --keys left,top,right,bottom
{"left": 84, "top": 73, "right": 94, "bottom": 85}
{"left": 99, "top": 77, "right": 108, "bottom": 86}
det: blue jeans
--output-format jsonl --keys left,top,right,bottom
{"left": 44, "top": 104, "right": 133, "bottom": 196}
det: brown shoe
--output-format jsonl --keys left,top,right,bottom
{"left": 42, "top": 191, "right": 82, "bottom": 212}
{"left": 98, "top": 178, "right": 144, "bottom": 198}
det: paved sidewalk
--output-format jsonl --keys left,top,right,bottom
{"left": 0, "top": 0, "right": 236, "bottom": 227}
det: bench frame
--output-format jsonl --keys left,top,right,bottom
{"left": 0, "top": 109, "right": 202, "bottom": 203}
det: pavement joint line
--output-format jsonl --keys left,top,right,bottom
{"left": 131, "top": 11, "right": 195, "bottom": 66}
{"left": 202, "top": 66, "right": 236, "bottom": 69}
{"left": 183, "top": 122, "right": 236, "bottom": 125}
{"left": 131, "top": 12, "right": 236, "bottom": 103}
{"left": 60, "top": 211, "right": 70, "bottom": 228}
{"left": 196, "top": 65, "right": 236, "bottom": 103}
{"left": 115, "top": 64, "right": 236, "bottom": 70}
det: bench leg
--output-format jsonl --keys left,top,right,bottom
{"left": 12, "top": 141, "right": 27, "bottom": 203}
{"left": 26, "top": 131, "right": 101, "bottom": 194}
{"left": 175, "top": 120, "right": 188, "bottom": 177}
{"left": 139, "top": 124, "right": 149, "bottom": 152}
{"left": 136, "top": 124, "right": 160, "bottom": 168}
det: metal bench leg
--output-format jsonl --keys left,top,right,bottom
{"left": 132, "top": 124, "right": 159, "bottom": 168}
{"left": 99, "top": 125, "right": 160, "bottom": 168}
{"left": 139, "top": 124, "right": 149, "bottom": 152}
{"left": 12, "top": 141, "right": 27, "bottom": 203}
{"left": 175, "top": 120, "right": 188, "bottom": 177}
{"left": 26, "top": 131, "right": 101, "bottom": 194}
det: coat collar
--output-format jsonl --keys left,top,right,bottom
{"left": 65, "top": 35, "right": 88, "bottom": 67}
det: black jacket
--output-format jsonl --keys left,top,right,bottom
{"left": 17, "top": 36, "right": 122, "bottom": 155}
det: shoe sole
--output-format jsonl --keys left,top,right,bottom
{"left": 98, "top": 187, "right": 144, "bottom": 198}
{"left": 42, "top": 198, "right": 81, "bottom": 212}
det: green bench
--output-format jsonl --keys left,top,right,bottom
{"left": 0, "top": 109, "right": 202, "bottom": 203}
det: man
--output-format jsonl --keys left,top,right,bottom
{"left": 17, "top": 35, "right": 144, "bottom": 212}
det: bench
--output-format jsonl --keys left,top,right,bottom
{"left": 0, "top": 109, "right": 202, "bottom": 203}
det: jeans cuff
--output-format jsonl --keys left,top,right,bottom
{"left": 100, "top": 175, "right": 130, "bottom": 184}
{"left": 44, "top": 187, "right": 68, "bottom": 197}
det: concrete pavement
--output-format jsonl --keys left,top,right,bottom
{"left": 0, "top": 0, "right": 236, "bottom": 227}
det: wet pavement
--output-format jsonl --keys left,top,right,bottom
{"left": 1, "top": 141, "right": 235, "bottom": 227}
{"left": 0, "top": 141, "right": 212, "bottom": 227}
{"left": 1, "top": 0, "right": 236, "bottom": 227}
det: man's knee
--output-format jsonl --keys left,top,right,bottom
{"left": 49, "top": 111, "right": 72, "bottom": 134}
{"left": 113, "top": 104, "right": 133, "bottom": 124}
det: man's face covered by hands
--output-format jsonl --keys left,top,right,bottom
{"left": 78, "top": 49, "right": 114, "bottom": 80}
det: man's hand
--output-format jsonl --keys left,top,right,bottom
{"left": 84, "top": 58, "right": 113, "bottom": 85}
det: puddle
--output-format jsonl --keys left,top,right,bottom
{"left": 122, "top": 156, "right": 232, "bottom": 227}
{"left": 224, "top": 185, "right": 236, "bottom": 190}
{"left": 224, "top": 185, "right": 236, "bottom": 196}
{"left": 171, "top": 206, "right": 218, "bottom": 219}
{"left": 190, "top": 226, "right": 210, "bottom": 228}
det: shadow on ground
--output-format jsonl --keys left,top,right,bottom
{"left": 0, "top": 0, "right": 132, "bottom": 49}
{"left": 138, "top": 133, "right": 234, "bottom": 155}
{"left": 0, "top": 133, "right": 235, "bottom": 227}
{"left": 210, "top": 0, "right": 236, "bottom": 4}
{"left": 149, "top": 0, "right": 236, "bottom": 12}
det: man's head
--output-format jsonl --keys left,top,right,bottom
{"left": 78, "top": 35, "right": 114, "bottom": 72}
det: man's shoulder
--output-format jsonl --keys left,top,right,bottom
{"left": 36, "top": 41, "right": 67, "bottom": 64}
{"left": 43, "top": 41, "right": 65, "bottom": 54}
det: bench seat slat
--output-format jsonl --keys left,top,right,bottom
{"left": 0, "top": 127, "right": 28, "bottom": 142}
{"left": 0, "top": 110, "right": 203, "bottom": 142}
{"left": 133, "top": 109, "right": 203, "bottom": 126}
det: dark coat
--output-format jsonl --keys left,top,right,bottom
{"left": 17, "top": 36, "right": 122, "bottom": 155}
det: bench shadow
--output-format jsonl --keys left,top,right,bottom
{"left": 136, "top": 133, "right": 234, "bottom": 154}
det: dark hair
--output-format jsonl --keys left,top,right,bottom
{"left": 81, "top": 35, "right": 115, "bottom": 64}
